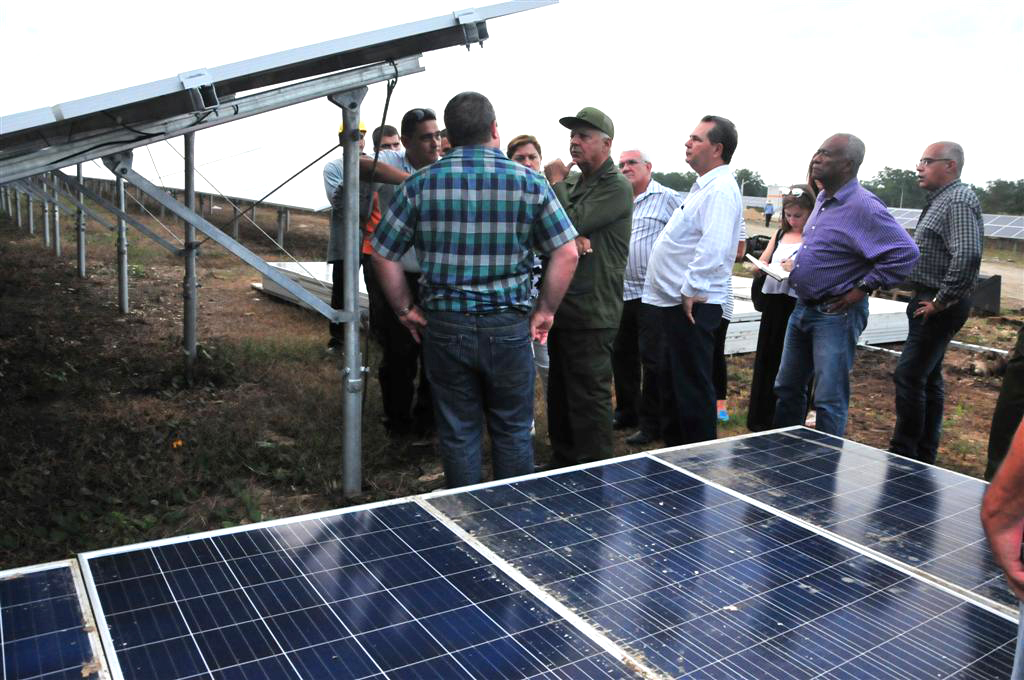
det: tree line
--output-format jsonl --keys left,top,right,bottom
{"left": 652, "top": 168, "right": 1024, "bottom": 215}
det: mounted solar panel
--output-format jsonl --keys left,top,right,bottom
{"left": 0, "top": 1, "right": 557, "bottom": 183}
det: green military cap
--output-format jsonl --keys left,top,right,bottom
{"left": 559, "top": 107, "right": 614, "bottom": 138}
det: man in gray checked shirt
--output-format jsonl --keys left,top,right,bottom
{"left": 889, "top": 141, "right": 983, "bottom": 464}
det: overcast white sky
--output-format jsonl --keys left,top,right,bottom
{"left": 2, "top": 0, "right": 1022, "bottom": 209}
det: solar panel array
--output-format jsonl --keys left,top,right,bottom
{"left": 888, "top": 207, "right": 1024, "bottom": 240}
{"left": 1, "top": 561, "right": 107, "bottom": 680}
{"left": 6, "top": 429, "right": 1017, "bottom": 679}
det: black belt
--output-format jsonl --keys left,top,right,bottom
{"left": 911, "top": 284, "right": 939, "bottom": 296}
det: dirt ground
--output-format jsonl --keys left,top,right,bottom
{"left": 1, "top": 207, "right": 1020, "bottom": 570}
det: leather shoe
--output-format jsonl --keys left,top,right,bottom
{"left": 625, "top": 430, "right": 657, "bottom": 446}
{"left": 612, "top": 416, "right": 638, "bottom": 431}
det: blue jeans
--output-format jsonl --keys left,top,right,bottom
{"left": 421, "top": 310, "right": 535, "bottom": 488}
{"left": 890, "top": 295, "right": 970, "bottom": 463}
{"left": 773, "top": 297, "right": 869, "bottom": 436}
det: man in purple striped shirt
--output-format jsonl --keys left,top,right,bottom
{"left": 773, "top": 133, "right": 919, "bottom": 436}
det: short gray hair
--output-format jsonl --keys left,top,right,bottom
{"left": 935, "top": 141, "right": 965, "bottom": 176}
{"left": 836, "top": 133, "right": 865, "bottom": 173}
{"left": 622, "top": 149, "right": 651, "bottom": 164}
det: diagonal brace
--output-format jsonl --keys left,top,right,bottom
{"left": 103, "top": 152, "right": 354, "bottom": 324}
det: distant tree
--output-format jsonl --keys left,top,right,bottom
{"left": 861, "top": 167, "right": 928, "bottom": 209}
{"left": 652, "top": 171, "right": 697, "bottom": 192}
{"left": 979, "top": 179, "right": 1024, "bottom": 215}
{"left": 733, "top": 168, "right": 766, "bottom": 196}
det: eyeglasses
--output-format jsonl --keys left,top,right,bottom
{"left": 918, "top": 157, "right": 952, "bottom": 166}
{"left": 780, "top": 187, "right": 806, "bottom": 197}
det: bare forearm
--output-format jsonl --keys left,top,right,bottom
{"left": 982, "top": 419, "right": 1024, "bottom": 599}
{"left": 537, "top": 242, "right": 578, "bottom": 314}
{"left": 359, "top": 157, "right": 409, "bottom": 184}
{"left": 371, "top": 253, "right": 413, "bottom": 312}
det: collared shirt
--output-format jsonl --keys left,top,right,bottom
{"left": 623, "top": 178, "right": 683, "bottom": 300}
{"left": 788, "top": 178, "right": 919, "bottom": 301}
{"left": 323, "top": 154, "right": 379, "bottom": 260}
{"left": 371, "top": 145, "right": 577, "bottom": 313}
{"left": 642, "top": 164, "right": 742, "bottom": 307}
{"left": 907, "top": 180, "right": 983, "bottom": 305}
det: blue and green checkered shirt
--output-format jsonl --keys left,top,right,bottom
{"left": 371, "top": 145, "right": 578, "bottom": 313}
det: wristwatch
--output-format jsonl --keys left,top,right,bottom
{"left": 396, "top": 304, "right": 412, "bottom": 317}
{"left": 856, "top": 281, "right": 873, "bottom": 295}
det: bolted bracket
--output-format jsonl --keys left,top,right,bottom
{"left": 453, "top": 9, "right": 483, "bottom": 50}
{"left": 102, "top": 151, "right": 134, "bottom": 176}
{"left": 342, "top": 365, "right": 367, "bottom": 393}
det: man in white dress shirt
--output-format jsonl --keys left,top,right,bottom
{"left": 613, "top": 149, "right": 683, "bottom": 446}
{"left": 642, "top": 115, "right": 742, "bottom": 445}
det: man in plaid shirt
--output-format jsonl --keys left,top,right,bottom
{"left": 890, "top": 141, "right": 983, "bottom": 464}
{"left": 370, "top": 92, "right": 579, "bottom": 488}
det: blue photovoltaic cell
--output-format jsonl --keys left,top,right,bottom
{"left": 0, "top": 563, "right": 102, "bottom": 680}
{"left": 429, "top": 453, "right": 1017, "bottom": 679}
{"left": 654, "top": 427, "right": 1017, "bottom": 610}
{"left": 81, "top": 502, "right": 640, "bottom": 680}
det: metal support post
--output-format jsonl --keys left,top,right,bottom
{"left": 43, "top": 187, "right": 51, "bottom": 248}
{"left": 276, "top": 207, "right": 288, "bottom": 247}
{"left": 28, "top": 195, "right": 35, "bottom": 234}
{"left": 183, "top": 132, "right": 198, "bottom": 383}
{"left": 16, "top": 190, "right": 23, "bottom": 228}
{"left": 52, "top": 175, "right": 62, "bottom": 257}
{"left": 116, "top": 175, "right": 129, "bottom": 313}
{"left": 232, "top": 205, "right": 240, "bottom": 241}
{"left": 330, "top": 86, "right": 368, "bottom": 498}
{"left": 76, "top": 164, "right": 86, "bottom": 278}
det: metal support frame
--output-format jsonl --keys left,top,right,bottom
{"left": 76, "top": 164, "right": 86, "bottom": 278}
{"left": 43, "top": 186, "right": 51, "bottom": 248}
{"left": 328, "top": 86, "right": 368, "bottom": 498}
{"left": 116, "top": 174, "right": 129, "bottom": 314}
{"left": 183, "top": 133, "right": 198, "bottom": 383}
{"left": 28, "top": 194, "right": 35, "bottom": 234}
{"left": 51, "top": 175, "right": 61, "bottom": 257}
{"left": 2, "top": 57, "right": 423, "bottom": 183}
{"left": 101, "top": 153, "right": 354, "bottom": 325}
{"left": 15, "top": 189, "right": 22, "bottom": 227}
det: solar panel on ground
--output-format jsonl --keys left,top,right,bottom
{"left": 33, "top": 430, "right": 1022, "bottom": 678}
{"left": 654, "top": 427, "right": 1017, "bottom": 610}
{"left": 427, "top": 443, "right": 1016, "bottom": 678}
{"left": 79, "top": 502, "right": 640, "bottom": 679}
{"left": 1, "top": 560, "right": 108, "bottom": 680}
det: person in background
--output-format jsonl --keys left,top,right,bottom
{"left": 746, "top": 185, "right": 812, "bottom": 431}
{"left": 614, "top": 149, "right": 683, "bottom": 446}
{"left": 764, "top": 200, "right": 774, "bottom": 227}
{"left": 370, "top": 92, "right": 578, "bottom": 487}
{"left": 987, "top": 327, "right": 1024, "bottom": 480}
{"left": 889, "top": 141, "right": 983, "bottom": 464}
{"left": 506, "top": 134, "right": 551, "bottom": 412}
{"left": 439, "top": 129, "right": 452, "bottom": 156}
{"left": 544, "top": 107, "right": 633, "bottom": 466}
{"left": 372, "top": 124, "right": 401, "bottom": 152}
{"left": 773, "top": 133, "right": 919, "bottom": 436}
{"left": 643, "top": 115, "right": 742, "bottom": 445}
{"left": 980, "top": 417, "right": 1024, "bottom": 678}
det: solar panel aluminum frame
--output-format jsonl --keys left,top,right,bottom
{"left": 1, "top": 559, "right": 112, "bottom": 680}
{"left": 0, "top": 2, "right": 557, "bottom": 163}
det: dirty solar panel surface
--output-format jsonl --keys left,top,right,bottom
{"left": 81, "top": 501, "right": 639, "bottom": 679}
{"left": 429, "top": 455, "right": 1017, "bottom": 679}
{"left": 1, "top": 563, "right": 102, "bottom": 680}
{"left": 655, "top": 427, "right": 1016, "bottom": 610}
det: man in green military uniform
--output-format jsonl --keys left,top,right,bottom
{"left": 544, "top": 107, "right": 633, "bottom": 466}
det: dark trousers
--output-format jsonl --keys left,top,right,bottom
{"left": 612, "top": 300, "right": 665, "bottom": 436}
{"left": 548, "top": 327, "right": 617, "bottom": 464}
{"left": 747, "top": 294, "right": 797, "bottom": 431}
{"left": 712, "top": 319, "right": 731, "bottom": 401}
{"left": 889, "top": 295, "right": 971, "bottom": 464}
{"left": 986, "top": 327, "right": 1024, "bottom": 480}
{"left": 364, "top": 260, "right": 433, "bottom": 435}
{"left": 764, "top": 212, "right": 773, "bottom": 228}
{"left": 660, "top": 303, "right": 721, "bottom": 446}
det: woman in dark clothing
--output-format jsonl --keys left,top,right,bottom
{"left": 747, "top": 184, "right": 814, "bottom": 431}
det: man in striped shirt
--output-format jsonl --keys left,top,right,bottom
{"left": 370, "top": 92, "right": 579, "bottom": 488}
{"left": 774, "top": 133, "right": 919, "bottom": 436}
{"left": 612, "top": 149, "right": 682, "bottom": 446}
